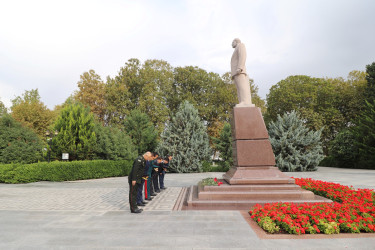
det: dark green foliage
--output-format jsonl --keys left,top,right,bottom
{"left": 123, "top": 109, "right": 158, "bottom": 155}
{"left": 0, "top": 114, "right": 44, "bottom": 164}
{"left": 351, "top": 100, "right": 375, "bottom": 169}
{"left": 212, "top": 122, "right": 233, "bottom": 169}
{"left": 0, "top": 160, "right": 132, "bottom": 184}
{"left": 0, "top": 99, "right": 7, "bottom": 115}
{"left": 328, "top": 130, "right": 359, "bottom": 168}
{"left": 365, "top": 62, "right": 375, "bottom": 101}
{"left": 93, "top": 122, "right": 137, "bottom": 160}
{"left": 53, "top": 102, "right": 96, "bottom": 160}
{"left": 157, "top": 101, "right": 211, "bottom": 173}
{"left": 268, "top": 111, "right": 324, "bottom": 172}
{"left": 266, "top": 73, "right": 366, "bottom": 150}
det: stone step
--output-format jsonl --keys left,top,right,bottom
{"left": 198, "top": 190, "right": 315, "bottom": 200}
{"left": 186, "top": 185, "right": 332, "bottom": 210}
{"left": 200, "top": 183, "right": 301, "bottom": 192}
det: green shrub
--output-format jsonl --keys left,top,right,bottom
{"left": 0, "top": 160, "right": 132, "bottom": 184}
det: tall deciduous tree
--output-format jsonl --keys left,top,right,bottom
{"left": 157, "top": 101, "right": 211, "bottom": 173}
{"left": 75, "top": 70, "right": 107, "bottom": 124}
{"left": 268, "top": 111, "right": 324, "bottom": 172}
{"left": 266, "top": 72, "right": 366, "bottom": 148}
{"left": 123, "top": 109, "right": 158, "bottom": 155}
{"left": 10, "top": 89, "right": 55, "bottom": 138}
{"left": 138, "top": 59, "right": 174, "bottom": 133}
{"left": 0, "top": 114, "right": 44, "bottom": 164}
{"left": 53, "top": 102, "right": 96, "bottom": 160}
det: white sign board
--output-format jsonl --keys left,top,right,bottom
{"left": 62, "top": 153, "right": 69, "bottom": 160}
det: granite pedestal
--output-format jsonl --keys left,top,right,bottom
{"left": 187, "top": 107, "right": 331, "bottom": 210}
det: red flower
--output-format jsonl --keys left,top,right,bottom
{"left": 214, "top": 177, "right": 218, "bottom": 182}
{"left": 218, "top": 182, "right": 223, "bottom": 186}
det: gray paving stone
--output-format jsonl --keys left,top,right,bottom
{"left": 0, "top": 168, "right": 374, "bottom": 249}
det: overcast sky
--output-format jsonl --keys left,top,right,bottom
{"left": 1, "top": 0, "right": 374, "bottom": 109}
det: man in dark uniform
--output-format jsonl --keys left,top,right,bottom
{"left": 128, "top": 152, "right": 153, "bottom": 213}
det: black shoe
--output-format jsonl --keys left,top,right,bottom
{"left": 146, "top": 197, "right": 153, "bottom": 201}
{"left": 150, "top": 193, "right": 157, "bottom": 196}
{"left": 161, "top": 187, "right": 167, "bottom": 190}
{"left": 156, "top": 190, "right": 161, "bottom": 193}
{"left": 137, "top": 203, "right": 145, "bottom": 206}
{"left": 142, "top": 201, "right": 148, "bottom": 205}
{"left": 131, "top": 209, "right": 142, "bottom": 213}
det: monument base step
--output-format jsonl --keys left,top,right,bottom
{"left": 186, "top": 185, "right": 332, "bottom": 210}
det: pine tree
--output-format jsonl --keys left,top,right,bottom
{"left": 157, "top": 101, "right": 211, "bottom": 173}
{"left": 53, "top": 102, "right": 96, "bottom": 160}
{"left": 351, "top": 100, "right": 375, "bottom": 169}
{"left": 212, "top": 122, "right": 233, "bottom": 168}
{"left": 365, "top": 62, "right": 375, "bottom": 102}
{"left": 268, "top": 111, "right": 324, "bottom": 172}
{"left": 123, "top": 109, "right": 158, "bottom": 155}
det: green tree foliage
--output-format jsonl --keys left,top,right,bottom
{"left": 157, "top": 101, "right": 211, "bottom": 173}
{"left": 103, "top": 59, "right": 265, "bottom": 139}
{"left": 212, "top": 122, "right": 233, "bottom": 169}
{"left": 93, "top": 121, "right": 137, "bottom": 160}
{"left": 53, "top": 102, "right": 96, "bottom": 160}
{"left": 268, "top": 111, "right": 324, "bottom": 172}
{"left": 0, "top": 114, "right": 44, "bottom": 164}
{"left": 75, "top": 70, "right": 107, "bottom": 124}
{"left": 365, "top": 62, "right": 375, "bottom": 101}
{"left": 0, "top": 99, "right": 7, "bottom": 116}
{"left": 10, "top": 89, "right": 55, "bottom": 138}
{"left": 123, "top": 109, "right": 158, "bottom": 155}
{"left": 351, "top": 100, "right": 375, "bottom": 169}
{"left": 171, "top": 67, "right": 237, "bottom": 139}
{"left": 266, "top": 73, "right": 366, "bottom": 148}
{"left": 328, "top": 130, "right": 359, "bottom": 168}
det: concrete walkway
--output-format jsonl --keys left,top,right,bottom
{"left": 0, "top": 167, "right": 374, "bottom": 249}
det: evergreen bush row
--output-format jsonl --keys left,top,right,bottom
{"left": 0, "top": 160, "right": 132, "bottom": 184}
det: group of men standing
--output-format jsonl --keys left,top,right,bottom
{"left": 128, "top": 152, "right": 172, "bottom": 213}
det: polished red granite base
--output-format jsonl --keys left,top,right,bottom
{"left": 187, "top": 107, "right": 331, "bottom": 210}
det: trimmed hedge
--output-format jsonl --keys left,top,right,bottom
{"left": 0, "top": 160, "right": 133, "bottom": 184}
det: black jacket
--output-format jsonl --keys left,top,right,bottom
{"left": 128, "top": 156, "right": 146, "bottom": 184}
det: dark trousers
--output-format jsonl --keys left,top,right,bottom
{"left": 147, "top": 176, "right": 153, "bottom": 195}
{"left": 136, "top": 179, "right": 144, "bottom": 204}
{"left": 129, "top": 182, "right": 138, "bottom": 211}
{"left": 152, "top": 172, "right": 159, "bottom": 192}
{"left": 159, "top": 170, "right": 165, "bottom": 188}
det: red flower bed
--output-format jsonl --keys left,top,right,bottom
{"left": 249, "top": 178, "right": 375, "bottom": 234}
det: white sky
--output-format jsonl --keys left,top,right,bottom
{"left": 1, "top": 0, "right": 374, "bottom": 109}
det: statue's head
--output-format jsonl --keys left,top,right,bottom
{"left": 232, "top": 38, "right": 241, "bottom": 48}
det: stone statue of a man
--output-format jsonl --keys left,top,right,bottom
{"left": 231, "top": 38, "right": 254, "bottom": 107}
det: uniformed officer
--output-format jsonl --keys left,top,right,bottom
{"left": 152, "top": 157, "right": 162, "bottom": 193}
{"left": 159, "top": 155, "right": 172, "bottom": 190}
{"left": 128, "top": 152, "right": 153, "bottom": 213}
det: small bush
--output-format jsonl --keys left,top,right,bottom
{"left": 0, "top": 160, "right": 132, "bottom": 184}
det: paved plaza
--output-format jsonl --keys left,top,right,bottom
{"left": 0, "top": 167, "right": 374, "bottom": 249}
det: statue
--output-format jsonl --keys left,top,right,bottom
{"left": 231, "top": 38, "right": 254, "bottom": 107}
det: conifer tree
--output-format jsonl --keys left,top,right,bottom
{"left": 53, "top": 102, "right": 96, "bottom": 160}
{"left": 0, "top": 114, "right": 44, "bottom": 164}
{"left": 212, "top": 122, "right": 233, "bottom": 168}
{"left": 123, "top": 109, "right": 158, "bottom": 155}
{"left": 157, "top": 101, "right": 211, "bottom": 173}
{"left": 351, "top": 100, "right": 375, "bottom": 169}
{"left": 268, "top": 111, "right": 324, "bottom": 172}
